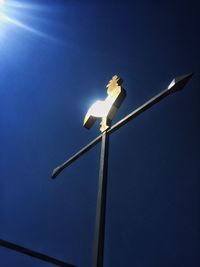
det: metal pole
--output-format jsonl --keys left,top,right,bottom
{"left": 51, "top": 73, "right": 193, "bottom": 179}
{"left": 0, "top": 239, "right": 76, "bottom": 267}
{"left": 92, "top": 131, "right": 109, "bottom": 267}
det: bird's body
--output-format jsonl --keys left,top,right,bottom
{"left": 83, "top": 75, "right": 126, "bottom": 132}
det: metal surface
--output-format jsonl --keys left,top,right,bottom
{"left": 52, "top": 133, "right": 102, "bottom": 178}
{"left": 0, "top": 239, "right": 76, "bottom": 267}
{"left": 51, "top": 73, "right": 193, "bottom": 179}
{"left": 109, "top": 72, "right": 193, "bottom": 134}
{"left": 92, "top": 131, "right": 109, "bottom": 267}
{"left": 83, "top": 75, "right": 126, "bottom": 132}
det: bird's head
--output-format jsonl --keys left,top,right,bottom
{"left": 106, "top": 75, "right": 123, "bottom": 94}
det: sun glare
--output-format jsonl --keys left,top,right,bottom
{"left": 0, "top": 0, "right": 6, "bottom": 24}
{"left": 0, "top": 0, "right": 54, "bottom": 40}
{"left": 0, "top": 0, "right": 5, "bottom": 5}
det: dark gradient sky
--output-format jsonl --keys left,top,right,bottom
{"left": 0, "top": 0, "right": 199, "bottom": 266}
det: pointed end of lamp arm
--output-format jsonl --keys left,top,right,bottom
{"left": 168, "top": 72, "right": 194, "bottom": 92}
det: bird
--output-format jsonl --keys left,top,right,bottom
{"left": 83, "top": 75, "right": 126, "bottom": 132}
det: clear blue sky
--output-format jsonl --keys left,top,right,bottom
{"left": 0, "top": 0, "right": 199, "bottom": 266}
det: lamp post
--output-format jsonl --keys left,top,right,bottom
{"left": 83, "top": 75, "right": 126, "bottom": 267}
{"left": 52, "top": 73, "right": 193, "bottom": 267}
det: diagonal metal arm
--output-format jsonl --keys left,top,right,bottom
{"left": 52, "top": 134, "right": 102, "bottom": 178}
{"left": 0, "top": 239, "right": 76, "bottom": 267}
{"left": 51, "top": 73, "right": 193, "bottom": 179}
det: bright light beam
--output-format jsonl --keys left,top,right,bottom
{"left": 0, "top": 0, "right": 56, "bottom": 40}
{"left": 0, "top": 0, "right": 5, "bottom": 6}
{"left": 0, "top": 0, "right": 6, "bottom": 17}
{"left": 3, "top": 14, "right": 49, "bottom": 38}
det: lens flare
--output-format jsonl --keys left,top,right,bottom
{"left": 0, "top": 0, "right": 58, "bottom": 41}
{"left": 0, "top": 0, "right": 5, "bottom": 15}
{"left": 0, "top": 0, "right": 6, "bottom": 5}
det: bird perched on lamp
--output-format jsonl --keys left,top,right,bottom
{"left": 83, "top": 75, "right": 126, "bottom": 132}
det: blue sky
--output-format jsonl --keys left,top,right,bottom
{"left": 0, "top": 0, "right": 199, "bottom": 266}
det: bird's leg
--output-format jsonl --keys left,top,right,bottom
{"left": 100, "top": 117, "right": 111, "bottom": 132}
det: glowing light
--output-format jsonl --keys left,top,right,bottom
{"left": 87, "top": 99, "right": 114, "bottom": 118}
{"left": 0, "top": 0, "right": 6, "bottom": 24}
{"left": 0, "top": 0, "right": 55, "bottom": 40}
{"left": 0, "top": 0, "right": 5, "bottom": 13}
{"left": 0, "top": 0, "right": 6, "bottom": 6}
{"left": 84, "top": 76, "right": 126, "bottom": 132}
